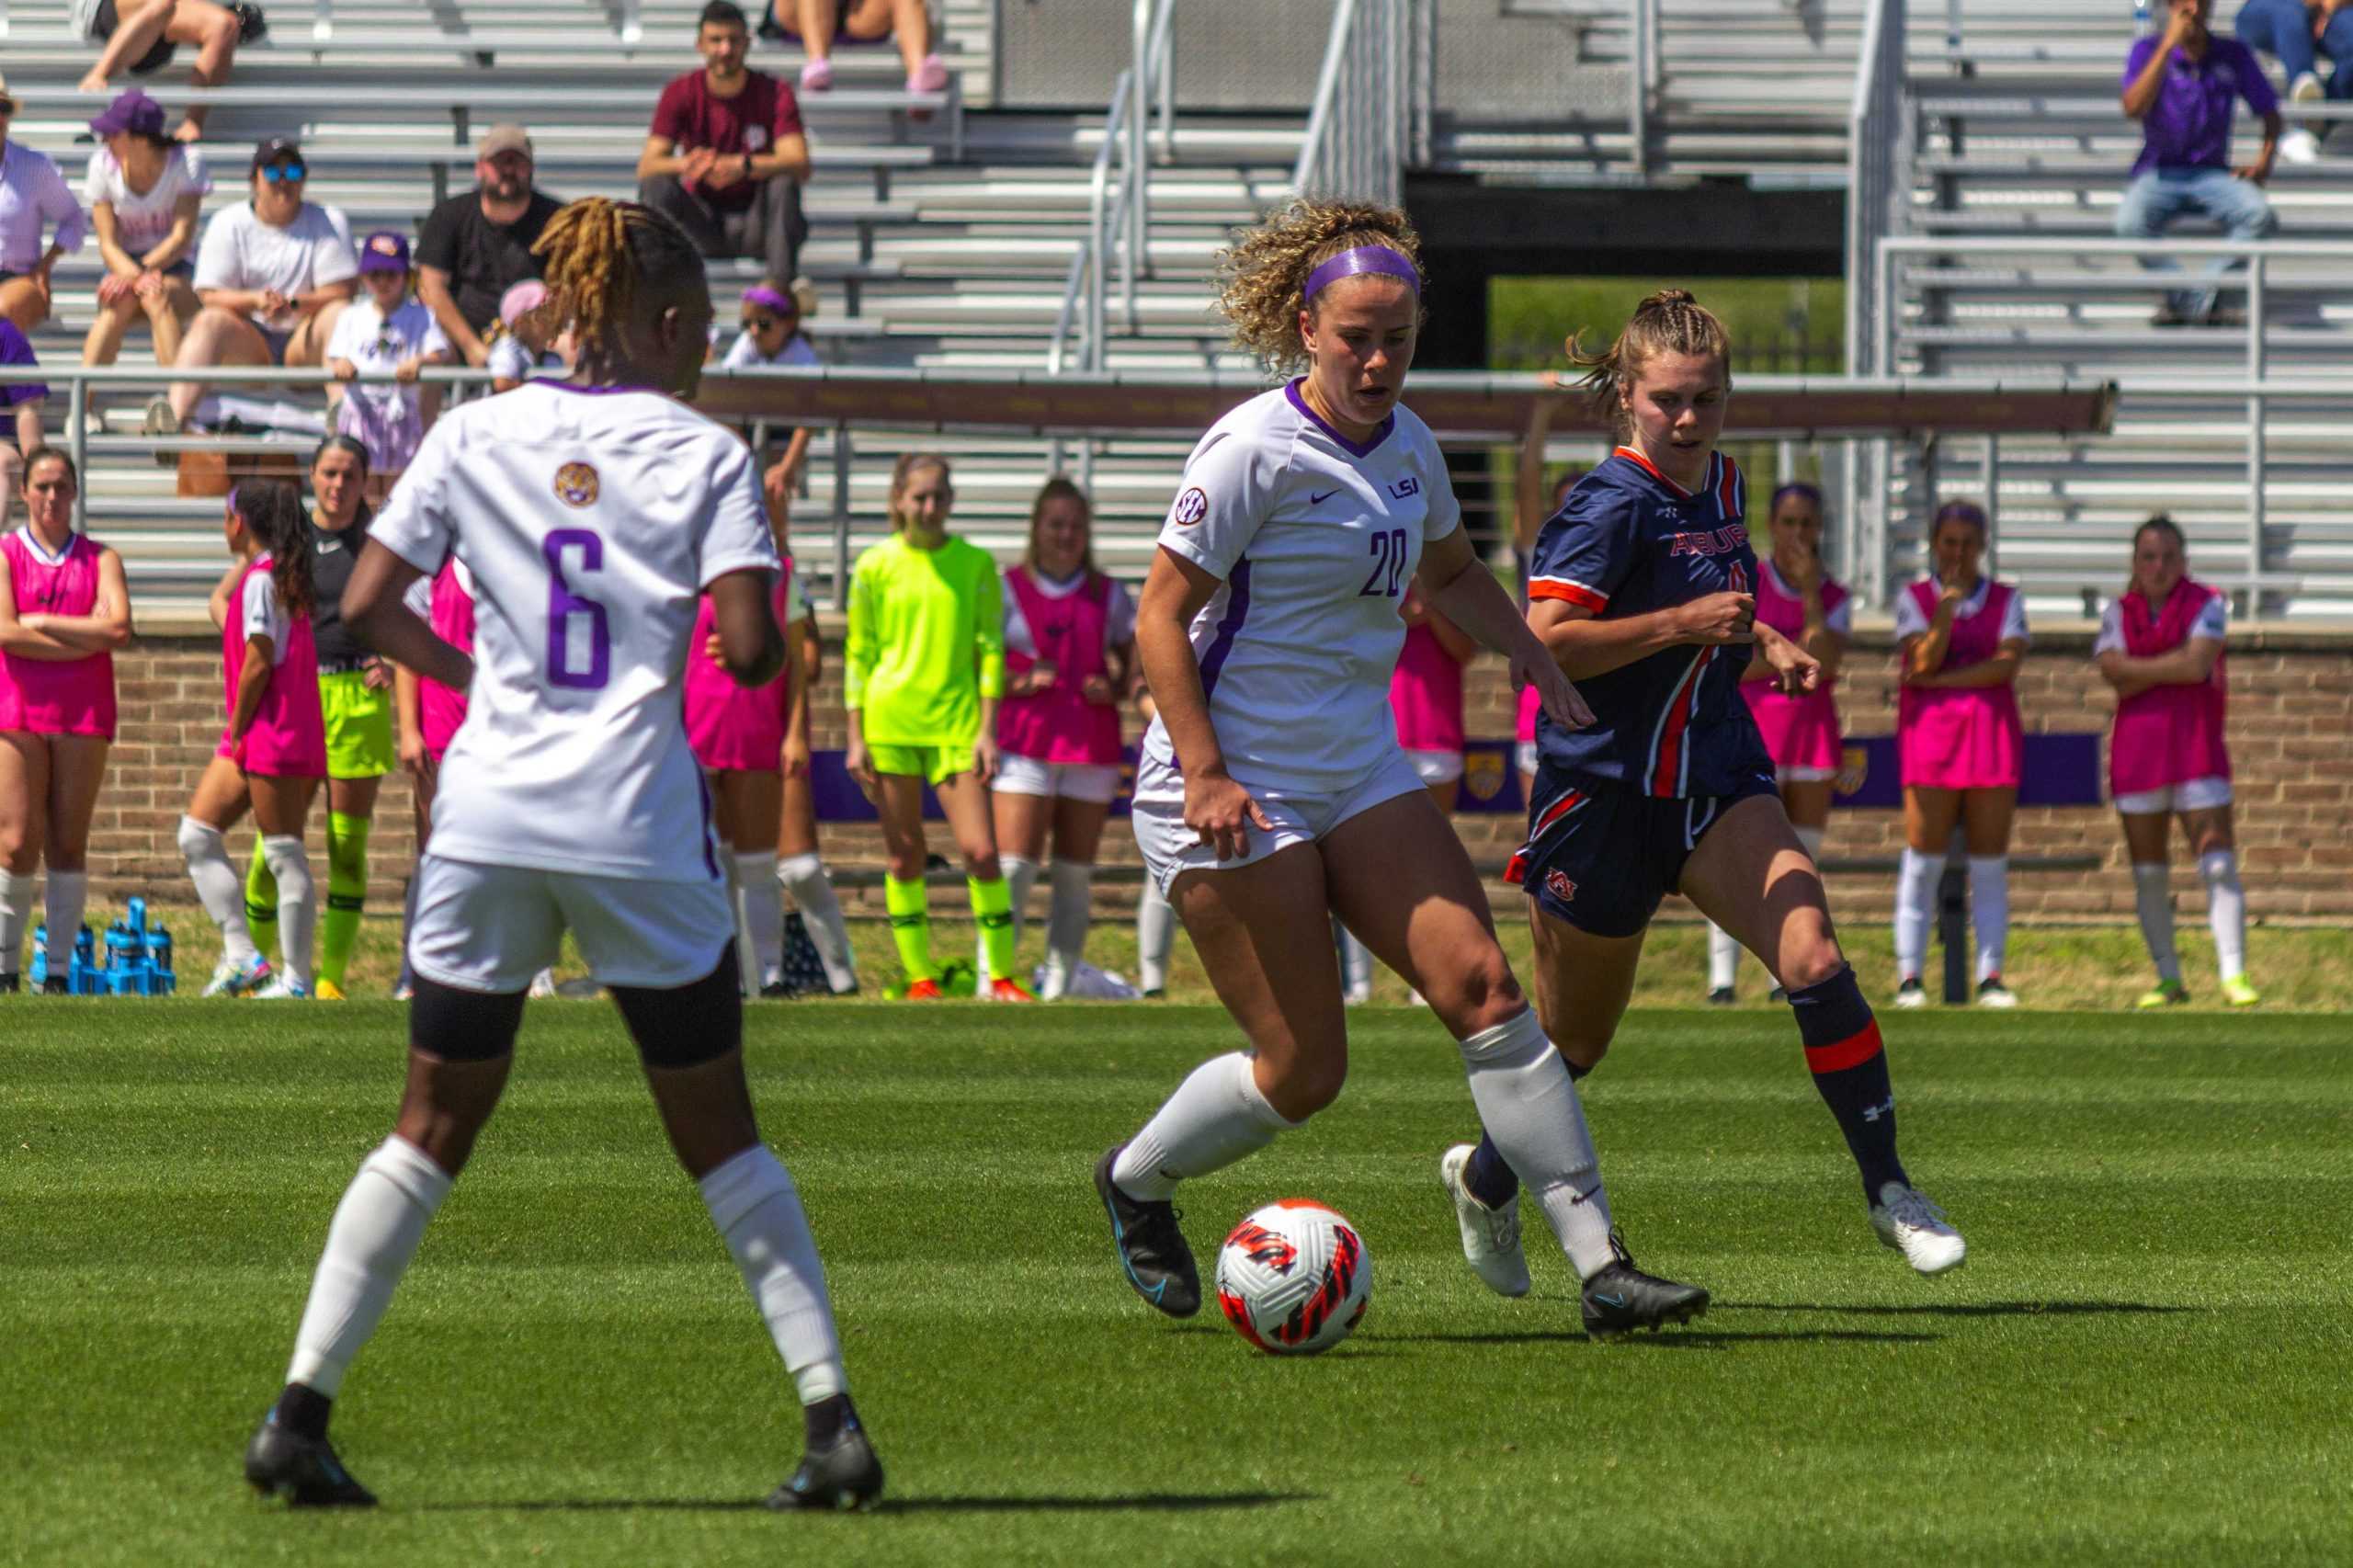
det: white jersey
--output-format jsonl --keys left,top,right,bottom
{"left": 1142, "top": 381, "right": 1461, "bottom": 793}
{"left": 371, "top": 381, "right": 780, "bottom": 882}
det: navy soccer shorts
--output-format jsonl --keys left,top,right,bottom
{"left": 1505, "top": 765, "right": 1780, "bottom": 938}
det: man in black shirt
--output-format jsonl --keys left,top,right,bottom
{"left": 415, "top": 124, "right": 560, "bottom": 369}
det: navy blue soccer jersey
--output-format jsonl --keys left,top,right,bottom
{"left": 1526, "top": 446, "right": 1773, "bottom": 798}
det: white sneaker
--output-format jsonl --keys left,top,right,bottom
{"left": 529, "top": 969, "right": 557, "bottom": 998}
{"left": 1975, "top": 977, "right": 2018, "bottom": 1009}
{"left": 1893, "top": 977, "right": 1927, "bottom": 1009}
{"left": 1439, "top": 1144, "right": 1531, "bottom": 1298}
{"left": 2290, "top": 70, "right": 2325, "bottom": 106}
{"left": 1871, "top": 1181, "right": 1967, "bottom": 1275}
{"left": 253, "top": 977, "right": 311, "bottom": 1000}
{"left": 1039, "top": 961, "right": 1070, "bottom": 1002}
{"left": 1342, "top": 981, "right": 1373, "bottom": 1006}
{"left": 203, "top": 954, "right": 271, "bottom": 997}
{"left": 2279, "top": 128, "right": 2322, "bottom": 165}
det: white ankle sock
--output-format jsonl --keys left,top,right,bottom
{"left": 42, "top": 870, "right": 88, "bottom": 973}
{"left": 0, "top": 868, "right": 33, "bottom": 976}
{"left": 1044, "top": 861, "right": 1093, "bottom": 983}
{"left": 2200, "top": 849, "right": 2247, "bottom": 982}
{"left": 733, "top": 851, "right": 784, "bottom": 987}
{"left": 1336, "top": 920, "right": 1374, "bottom": 997}
{"left": 1458, "top": 1009, "right": 1614, "bottom": 1278}
{"left": 699, "top": 1145, "right": 846, "bottom": 1406}
{"left": 263, "top": 835, "right": 316, "bottom": 989}
{"left": 1894, "top": 847, "right": 1946, "bottom": 980}
{"left": 1112, "top": 1051, "right": 1297, "bottom": 1201}
{"left": 179, "top": 816, "right": 258, "bottom": 965}
{"left": 1706, "top": 923, "right": 1740, "bottom": 991}
{"left": 2132, "top": 861, "right": 2181, "bottom": 983}
{"left": 285, "top": 1136, "right": 452, "bottom": 1397}
{"left": 1967, "top": 856, "right": 2009, "bottom": 983}
{"left": 777, "top": 853, "right": 858, "bottom": 993}
{"left": 1136, "top": 880, "right": 1176, "bottom": 994}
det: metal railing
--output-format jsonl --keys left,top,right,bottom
{"left": 1292, "top": 0, "right": 1433, "bottom": 205}
{"left": 1046, "top": 0, "right": 1176, "bottom": 384}
{"left": 1, "top": 0, "right": 650, "bottom": 51}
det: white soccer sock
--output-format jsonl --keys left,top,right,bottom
{"left": 0, "top": 867, "right": 33, "bottom": 976}
{"left": 1968, "top": 856, "right": 2010, "bottom": 983}
{"left": 264, "top": 835, "right": 317, "bottom": 990}
{"left": 1893, "top": 847, "right": 1946, "bottom": 981}
{"left": 1458, "top": 1008, "right": 1615, "bottom": 1279}
{"left": 733, "top": 851, "right": 785, "bottom": 988}
{"left": 285, "top": 1136, "right": 452, "bottom": 1397}
{"left": 699, "top": 1144, "right": 846, "bottom": 1405}
{"left": 178, "top": 816, "right": 258, "bottom": 965}
{"left": 2132, "top": 862, "right": 2182, "bottom": 983}
{"left": 1136, "top": 879, "right": 1176, "bottom": 994}
{"left": 1111, "top": 1051, "right": 1299, "bottom": 1201}
{"left": 1794, "top": 824, "right": 1825, "bottom": 863}
{"left": 1706, "top": 923, "right": 1741, "bottom": 991}
{"left": 2200, "top": 849, "right": 2247, "bottom": 982}
{"left": 43, "top": 870, "right": 88, "bottom": 974}
{"left": 1044, "top": 860, "right": 1093, "bottom": 992}
{"left": 777, "top": 853, "right": 858, "bottom": 994}
{"left": 1336, "top": 919, "right": 1374, "bottom": 998}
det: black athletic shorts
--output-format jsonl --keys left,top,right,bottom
{"left": 95, "top": 0, "right": 180, "bottom": 74}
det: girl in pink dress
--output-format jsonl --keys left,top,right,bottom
{"left": 391, "top": 556, "right": 473, "bottom": 999}
{"left": 2095, "top": 516, "right": 2253, "bottom": 1007}
{"left": 991, "top": 479, "right": 1136, "bottom": 999}
{"left": 1708, "top": 481, "right": 1849, "bottom": 1004}
{"left": 1893, "top": 499, "right": 2028, "bottom": 1008}
{"left": 179, "top": 480, "right": 326, "bottom": 998}
{"left": 0, "top": 449, "right": 131, "bottom": 992}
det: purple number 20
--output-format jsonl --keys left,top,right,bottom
{"left": 543, "top": 528, "right": 611, "bottom": 689}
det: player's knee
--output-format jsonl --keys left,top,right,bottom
{"left": 0, "top": 835, "right": 36, "bottom": 874}
{"left": 1779, "top": 941, "right": 1847, "bottom": 995}
{"left": 1262, "top": 1052, "right": 1347, "bottom": 1121}
{"left": 1426, "top": 949, "right": 1525, "bottom": 1036}
{"left": 882, "top": 849, "right": 925, "bottom": 881}
{"left": 1536, "top": 1001, "right": 1613, "bottom": 1071}
{"left": 966, "top": 848, "right": 1002, "bottom": 881}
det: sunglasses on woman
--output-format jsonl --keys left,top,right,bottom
{"left": 260, "top": 162, "right": 308, "bottom": 184}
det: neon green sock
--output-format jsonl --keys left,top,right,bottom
{"left": 320, "top": 811, "right": 370, "bottom": 990}
{"left": 970, "top": 874, "right": 1017, "bottom": 988}
{"left": 884, "top": 874, "right": 938, "bottom": 984}
{"left": 244, "top": 835, "right": 278, "bottom": 960}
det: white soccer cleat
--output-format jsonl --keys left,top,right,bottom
{"left": 1439, "top": 1144, "right": 1531, "bottom": 1298}
{"left": 1871, "top": 1181, "right": 1967, "bottom": 1275}
{"left": 529, "top": 969, "right": 558, "bottom": 998}
{"left": 203, "top": 955, "right": 271, "bottom": 997}
{"left": 1893, "top": 978, "right": 1927, "bottom": 1009}
{"left": 252, "top": 977, "right": 311, "bottom": 1000}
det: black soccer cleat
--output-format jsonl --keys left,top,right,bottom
{"left": 41, "top": 975, "right": 70, "bottom": 995}
{"left": 1093, "top": 1145, "right": 1200, "bottom": 1318}
{"left": 244, "top": 1415, "right": 377, "bottom": 1507}
{"left": 766, "top": 1426, "right": 884, "bottom": 1512}
{"left": 1580, "top": 1233, "right": 1710, "bottom": 1339}
{"left": 0, "top": 971, "right": 17, "bottom": 994}
{"left": 1706, "top": 986, "right": 1736, "bottom": 1006}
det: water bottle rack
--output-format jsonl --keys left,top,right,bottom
{"left": 29, "top": 896, "right": 177, "bottom": 996}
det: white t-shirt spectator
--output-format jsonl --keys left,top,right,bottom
{"left": 721, "top": 330, "right": 820, "bottom": 370}
{"left": 193, "top": 200, "right": 358, "bottom": 332}
{"left": 82, "top": 144, "right": 211, "bottom": 258}
{"left": 327, "top": 298, "right": 451, "bottom": 426}
{"left": 487, "top": 333, "right": 563, "bottom": 384}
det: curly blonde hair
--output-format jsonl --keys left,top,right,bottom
{"left": 1569, "top": 289, "right": 1733, "bottom": 438}
{"left": 533, "top": 197, "right": 709, "bottom": 379}
{"left": 1215, "top": 198, "right": 1425, "bottom": 373}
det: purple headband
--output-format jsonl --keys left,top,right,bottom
{"left": 742, "top": 285, "right": 795, "bottom": 316}
{"left": 226, "top": 483, "right": 243, "bottom": 517}
{"left": 1304, "top": 246, "right": 1420, "bottom": 301}
{"left": 1935, "top": 499, "right": 1988, "bottom": 532}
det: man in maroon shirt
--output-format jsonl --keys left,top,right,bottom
{"left": 637, "top": 0, "right": 813, "bottom": 286}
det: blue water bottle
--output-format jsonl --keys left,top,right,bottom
{"left": 2134, "top": 0, "right": 2152, "bottom": 33}
{"left": 153, "top": 922, "right": 176, "bottom": 994}
{"left": 28, "top": 922, "right": 47, "bottom": 986}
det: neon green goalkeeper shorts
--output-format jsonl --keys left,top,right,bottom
{"left": 319, "top": 668, "right": 395, "bottom": 780}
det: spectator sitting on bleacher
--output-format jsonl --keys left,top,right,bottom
{"left": 2234, "top": 0, "right": 2350, "bottom": 161}
{"left": 415, "top": 125, "right": 563, "bottom": 373}
{"left": 638, "top": 1, "right": 813, "bottom": 289}
{"left": 720, "top": 277, "right": 818, "bottom": 516}
{"left": 0, "top": 320, "right": 47, "bottom": 521}
{"left": 72, "top": 0, "right": 264, "bottom": 143}
{"left": 325, "top": 232, "right": 452, "bottom": 489}
{"left": 2120, "top": 0, "right": 2284, "bottom": 326}
{"left": 0, "top": 79, "right": 90, "bottom": 336}
{"left": 765, "top": 0, "right": 949, "bottom": 97}
{"left": 149, "top": 136, "right": 356, "bottom": 437}
{"left": 80, "top": 91, "right": 208, "bottom": 371}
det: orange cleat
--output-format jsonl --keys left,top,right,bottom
{"left": 903, "top": 978, "right": 944, "bottom": 1000}
{"left": 987, "top": 977, "right": 1037, "bottom": 1003}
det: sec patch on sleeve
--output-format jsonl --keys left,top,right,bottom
{"left": 1170, "top": 486, "right": 1210, "bottom": 527}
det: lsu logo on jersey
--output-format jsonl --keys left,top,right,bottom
{"left": 1544, "top": 869, "right": 1577, "bottom": 904}
{"left": 1169, "top": 486, "right": 1210, "bottom": 527}
{"left": 552, "top": 462, "right": 600, "bottom": 508}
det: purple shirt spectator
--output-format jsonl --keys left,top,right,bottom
{"left": 0, "top": 142, "right": 89, "bottom": 273}
{"left": 2122, "top": 35, "right": 2280, "bottom": 175}
{"left": 0, "top": 318, "right": 49, "bottom": 406}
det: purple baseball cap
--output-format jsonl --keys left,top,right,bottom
{"left": 358, "top": 230, "right": 412, "bottom": 274}
{"left": 89, "top": 90, "right": 166, "bottom": 140}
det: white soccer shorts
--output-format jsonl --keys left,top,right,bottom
{"left": 1404, "top": 747, "right": 1465, "bottom": 785}
{"left": 1131, "top": 746, "right": 1429, "bottom": 895}
{"left": 2113, "top": 775, "right": 2233, "bottom": 816}
{"left": 406, "top": 853, "right": 735, "bottom": 993}
{"left": 993, "top": 751, "right": 1123, "bottom": 804}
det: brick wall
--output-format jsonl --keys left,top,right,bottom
{"left": 84, "top": 620, "right": 2353, "bottom": 922}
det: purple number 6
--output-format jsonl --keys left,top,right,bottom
{"left": 543, "top": 528, "right": 611, "bottom": 689}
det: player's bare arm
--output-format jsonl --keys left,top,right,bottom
{"left": 343, "top": 539, "right": 472, "bottom": 696}
{"left": 1530, "top": 588, "right": 1754, "bottom": 682}
{"left": 1134, "top": 544, "right": 1268, "bottom": 860}
{"left": 1417, "top": 525, "right": 1593, "bottom": 730}
{"left": 707, "top": 567, "right": 787, "bottom": 687}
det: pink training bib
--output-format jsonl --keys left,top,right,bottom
{"left": 998, "top": 565, "right": 1123, "bottom": 766}
{"left": 0, "top": 528, "right": 117, "bottom": 739}
{"left": 218, "top": 555, "right": 327, "bottom": 778}
{"left": 1391, "top": 617, "right": 1466, "bottom": 752}
{"left": 1897, "top": 577, "right": 2023, "bottom": 791}
{"left": 420, "top": 560, "right": 474, "bottom": 760}
{"left": 1741, "top": 561, "right": 1845, "bottom": 773}
{"left": 685, "top": 564, "right": 796, "bottom": 773}
{"left": 2109, "top": 577, "right": 2230, "bottom": 797}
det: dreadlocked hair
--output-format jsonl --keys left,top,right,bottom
{"left": 888, "top": 451, "right": 953, "bottom": 533}
{"left": 1216, "top": 197, "right": 1425, "bottom": 374}
{"left": 1569, "top": 289, "right": 1733, "bottom": 438}
{"left": 533, "top": 197, "right": 709, "bottom": 378}
{"left": 233, "top": 479, "right": 314, "bottom": 619}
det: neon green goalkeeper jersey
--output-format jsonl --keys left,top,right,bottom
{"left": 845, "top": 531, "right": 1006, "bottom": 745}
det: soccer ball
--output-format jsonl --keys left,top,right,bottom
{"left": 1213, "top": 1200, "right": 1372, "bottom": 1356}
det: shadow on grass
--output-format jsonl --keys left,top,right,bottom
{"left": 1717, "top": 1301, "right": 2202, "bottom": 1320}
{"left": 1372, "top": 1328, "right": 1937, "bottom": 1346}
{"left": 418, "top": 1491, "right": 1316, "bottom": 1516}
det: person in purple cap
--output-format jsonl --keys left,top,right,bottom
{"left": 80, "top": 89, "right": 210, "bottom": 369}
{"left": 2118, "top": 0, "right": 2285, "bottom": 327}
{"left": 0, "top": 75, "right": 88, "bottom": 336}
{"left": 325, "top": 232, "right": 453, "bottom": 487}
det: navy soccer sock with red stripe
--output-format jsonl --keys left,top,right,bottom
{"left": 1462, "top": 1059, "right": 1586, "bottom": 1208}
{"left": 1790, "top": 966, "right": 1909, "bottom": 1203}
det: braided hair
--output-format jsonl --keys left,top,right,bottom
{"left": 232, "top": 479, "right": 314, "bottom": 619}
{"left": 533, "top": 197, "right": 710, "bottom": 384}
{"left": 1569, "top": 289, "right": 1733, "bottom": 438}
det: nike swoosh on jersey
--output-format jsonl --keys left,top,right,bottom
{"left": 1310, "top": 489, "right": 1339, "bottom": 505}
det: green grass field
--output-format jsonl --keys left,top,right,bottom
{"left": 7, "top": 1001, "right": 2350, "bottom": 1566}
